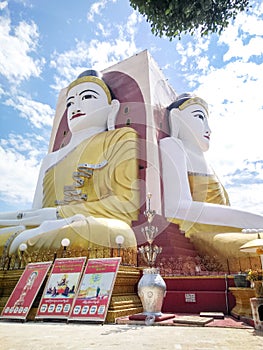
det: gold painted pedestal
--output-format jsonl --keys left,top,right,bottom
{"left": 106, "top": 265, "right": 143, "bottom": 322}
{"left": 0, "top": 265, "right": 142, "bottom": 323}
{"left": 229, "top": 287, "right": 255, "bottom": 318}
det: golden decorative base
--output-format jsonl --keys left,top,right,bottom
{"left": 229, "top": 287, "right": 255, "bottom": 318}
{"left": 0, "top": 265, "right": 142, "bottom": 323}
{"left": 106, "top": 266, "right": 143, "bottom": 322}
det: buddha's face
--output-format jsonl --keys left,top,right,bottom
{"left": 178, "top": 103, "right": 211, "bottom": 152}
{"left": 66, "top": 81, "right": 111, "bottom": 133}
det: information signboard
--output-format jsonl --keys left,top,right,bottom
{"left": 35, "top": 257, "right": 86, "bottom": 319}
{"left": 1, "top": 261, "right": 52, "bottom": 320}
{"left": 69, "top": 257, "right": 121, "bottom": 322}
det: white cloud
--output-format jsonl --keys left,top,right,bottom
{"left": 175, "top": 35, "right": 211, "bottom": 79}
{"left": 177, "top": 36, "right": 210, "bottom": 60}
{"left": 222, "top": 36, "right": 263, "bottom": 62}
{"left": 87, "top": 0, "right": 119, "bottom": 23}
{"left": 217, "top": 3, "right": 263, "bottom": 62}
{"left": 0, "top": 12, "right": 45, "bottom": 84}
{"left": 0, "top": 1, "right": 7, "bottom": 10}
{"left": 87, "top": 0, "right": 108, "bottom": 22}
{"left": 51, "top": 39, "right": 138, "bottom": 92}
{"left": 126, "top": 10, "right": 142, "bottom": 36}
{"left": 89, "top": 37, "right": 138, "bottom": 67}
{"left": 11, "top": 0, "right": 33, "bottom": 7}
{"left": 253, "top": 0, "right": 263, "bottom": 17}
{"left": 234, "top": 1, "right": 263, "bottom": 36}
{"left": 199, "top": 60, "right": 263, "bottom": 175}
{"left": 50, "top": 11, "right": 141, "bottom": 91}
{"left": 96, "top": 22, "right": 111, "bottom": 37}
{"left": 5, "top": 96, "right": 55, "bottom": 129}
{"left": 226, "top": 183, "right": 263, "bottom": 215}
{"left": 0, "top": 133, "right": 47, "bottom": 208}
{"left": 50, "top": 42, "right": 93, "bottom": 89}
{"left": 0, "top": 133, "right": 46, "bottom": 154}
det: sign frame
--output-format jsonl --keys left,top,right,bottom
{"left": 35, "top": 257, "right": 86, "bottom": 319}
{"left": 69, "top": 257, "right": 121, "bottom": 322}
{"left": 1, "top": 261, "right": 52, "bottom": 321}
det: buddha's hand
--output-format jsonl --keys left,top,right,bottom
{"left": 8, "top": 213, "right": 87, "bottom": 255}
{"left": 0, "top": 207, "right": 58, "bottom": 226}
{"left": 31, "top": 214, "right": 86, "bottom": 232}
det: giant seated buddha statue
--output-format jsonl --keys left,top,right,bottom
{"left": 0, "top": 70, "right": 140, "bottom": 261}
{"left": 160, "top": 93, "right": 263, "bottom": 270}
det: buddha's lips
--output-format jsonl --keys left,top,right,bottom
{"left": 204, "top": 135, "right": 210, "bottom": 140}
{"left": 70, "top": 113, "right": 86, "bottom": 120}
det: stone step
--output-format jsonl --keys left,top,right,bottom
{"left": 173, "top": 315, "right": 214, "bottom": 326}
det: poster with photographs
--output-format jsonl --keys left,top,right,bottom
{"left": 35, "top": 257, "right": 86, "bottom": 319}
{"left": 69, "top": 257, "right": 121, "bottom": 322}
{"left": 1, "top": 261, "right": 52, "bottom": 320}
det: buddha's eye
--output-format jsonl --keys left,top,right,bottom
{"left": 66, "top": 101, "right": 74, "bottom": 108}
{"left": 192, "top": 109, "right": 206, "bottom": 121}
{"left": 193, "top": 113, "right": 205, "bottom": 121}
{"left": 82, "top": 94, "right": 97, "bottom": 100}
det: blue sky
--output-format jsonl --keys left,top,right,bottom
{"left": 0, "top": 0, "right": 263, "bottom": 215}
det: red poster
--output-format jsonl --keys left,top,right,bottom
{"left": 1, "top": 261, "right": 52, "bottom": 320}
{"left": 35, "top": 257, "right": 86, "bottom": 319}
{"left": 69, "top": 257, "right": 121, "bottom": 322}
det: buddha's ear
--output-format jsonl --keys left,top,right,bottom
{"left": 169, "top": 108, "right": 180, "bottom": 138}
{"left": 107, "top": 99, "right": 120, "bottom": 130}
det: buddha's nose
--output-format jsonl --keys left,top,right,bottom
{"left": 72, "top": 109, "right": 81, "bottom": 115}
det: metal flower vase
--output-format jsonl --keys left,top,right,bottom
{"left": 138, "top": 267, "right": 166, "bottom": 316}
{"left": 138, "top": 193, "right": 166, "bottom": 318}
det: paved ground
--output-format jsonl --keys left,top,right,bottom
{"left": 0, "top": 321, "right": 263, "bottom": 350}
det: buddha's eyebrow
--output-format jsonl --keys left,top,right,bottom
{"left": 79, "top": 89, "right": 100, "bottom": 96}
{"left": 66, "top": 96, "right": 74, "bottom": 102}
{"left": 192, "top": 109, "right": 204, "bottom": 114}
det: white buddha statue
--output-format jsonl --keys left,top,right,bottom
{"left": 0, "top": 70, "right": 139, "bottom": 259}
{"left": 160, "top": 93, "right": 263, "bottom": 266}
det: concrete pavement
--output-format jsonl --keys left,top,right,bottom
{"left": 0, "top": 321, "right": 263, "bottom": 350}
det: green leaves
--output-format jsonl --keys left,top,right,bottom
{"left": 129, "top": 0, "right": 250, "bottom": 39}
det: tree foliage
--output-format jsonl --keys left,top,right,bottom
{"left": 129, "top": 0, "right": 250, "bottom": 39}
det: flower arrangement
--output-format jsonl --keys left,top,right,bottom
{"left": 246, "top": 269, "right": 263, "bottom": 282}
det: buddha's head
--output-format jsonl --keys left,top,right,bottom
{"left": 167, "top": 93, "right": 211, "bottom": 152}
{"left": 66, "top": 69, "right": 120, "bottom": 133}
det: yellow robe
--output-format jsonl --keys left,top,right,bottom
{"left": 1, "top": 127, "right": 140, "bottom": 257}
{"left": 43, "top": 127, "right": 139, "bottom": 224}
